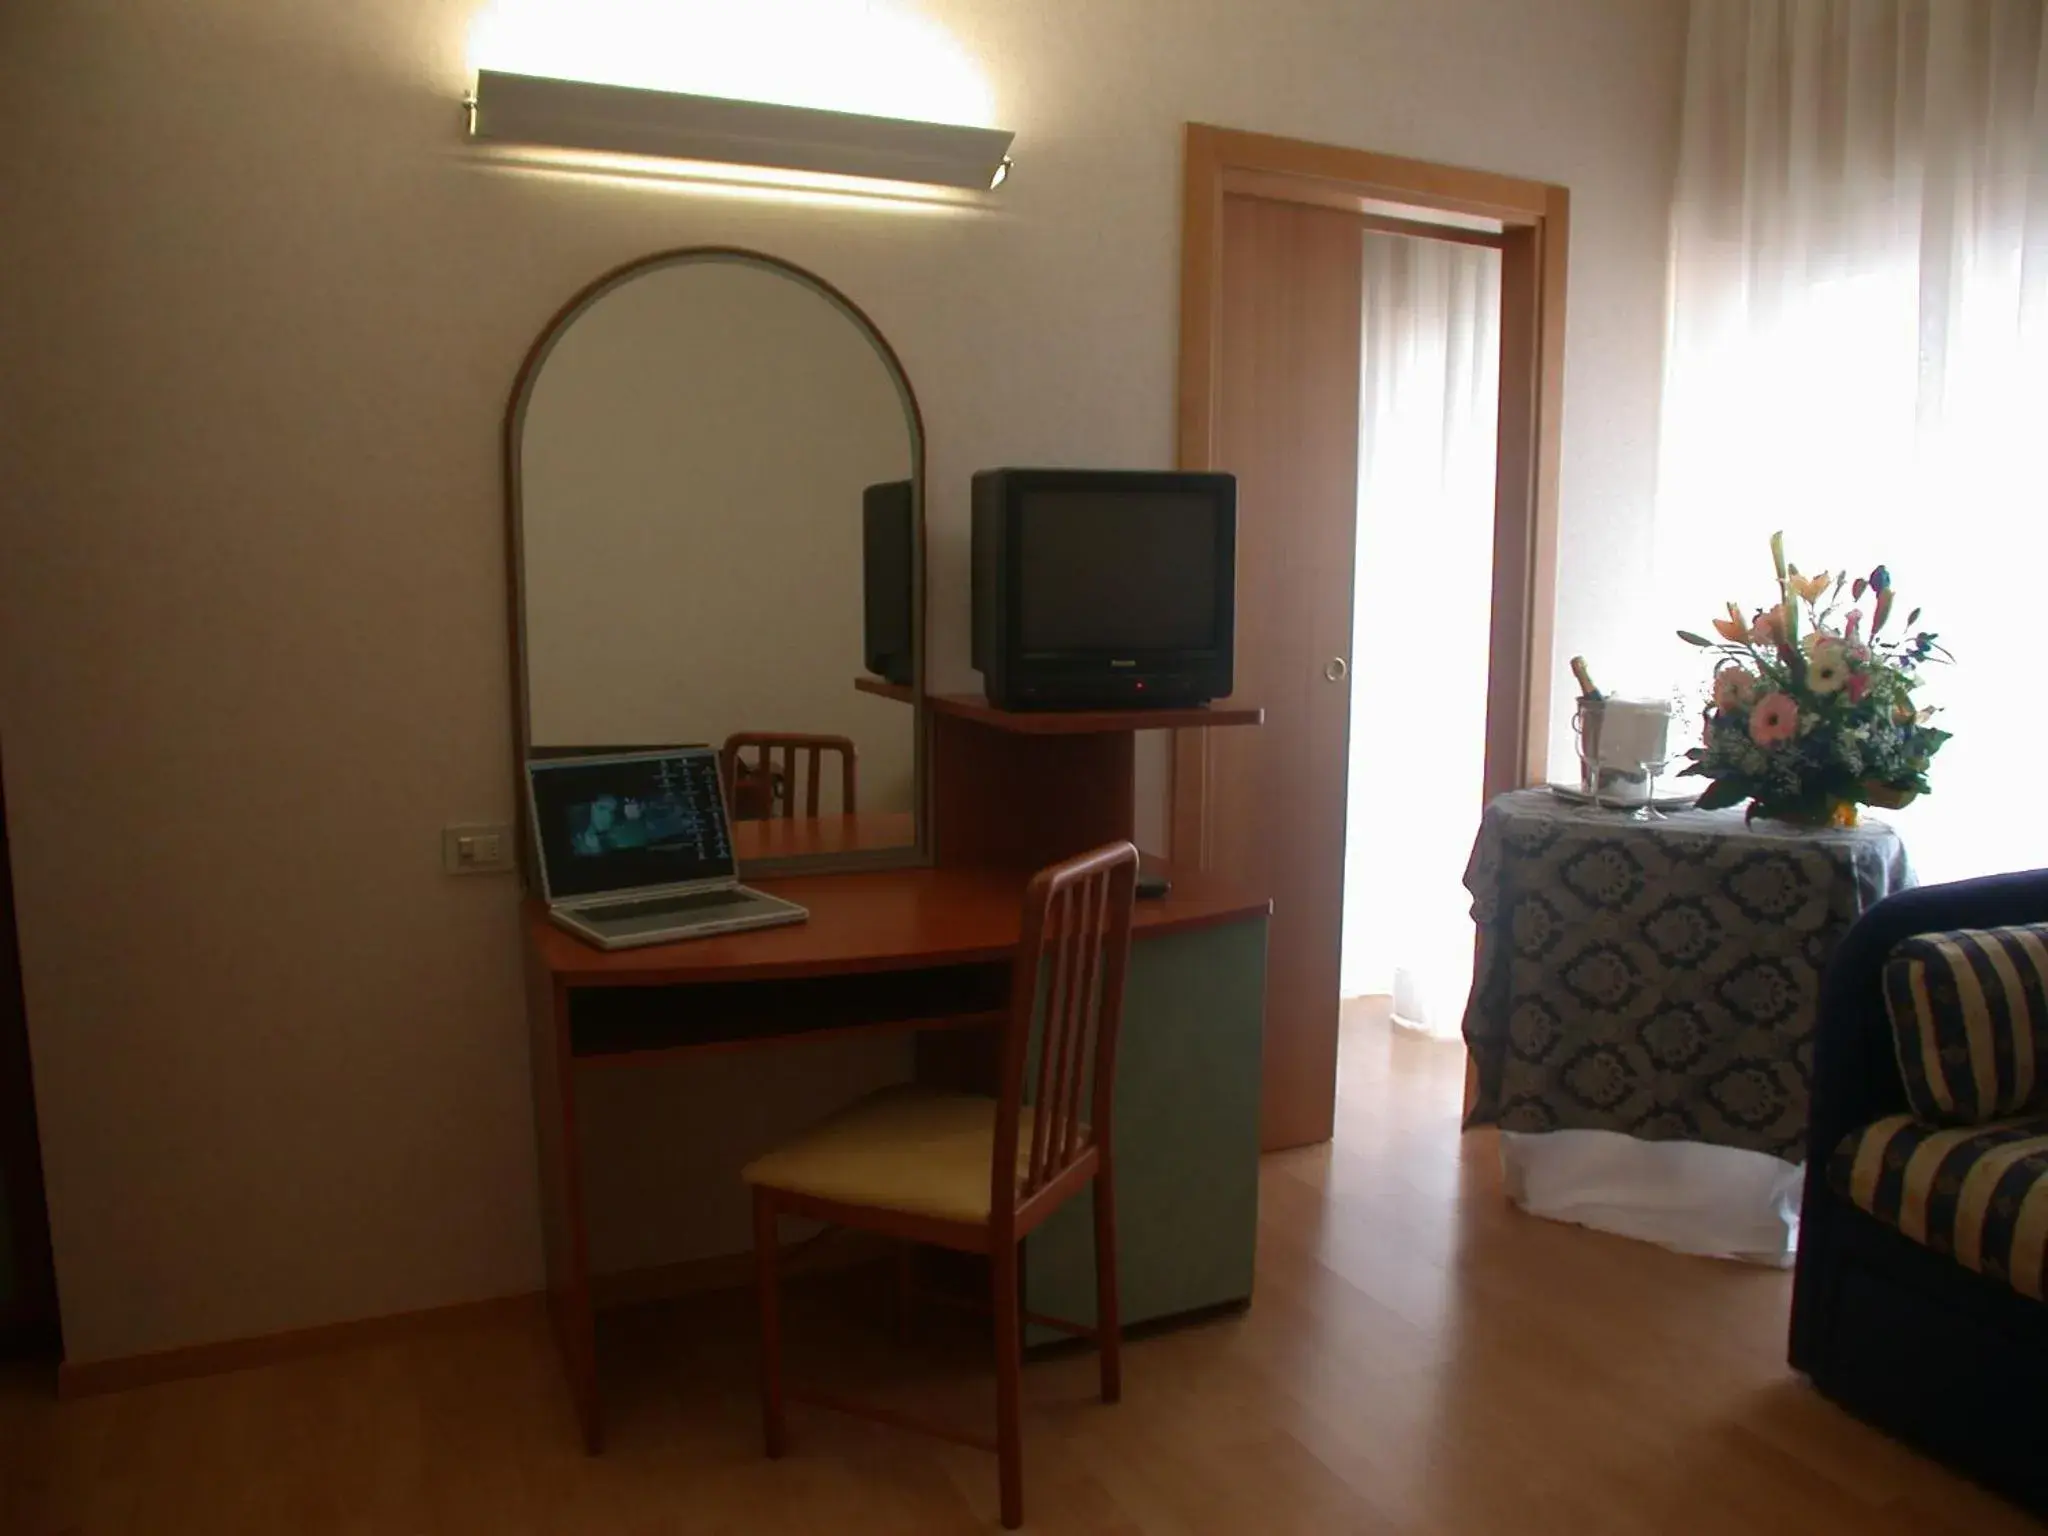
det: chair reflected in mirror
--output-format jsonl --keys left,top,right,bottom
{"left": 720, "top": 733, "right": 858, "bottom": 821}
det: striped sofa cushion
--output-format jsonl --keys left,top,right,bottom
{"left": 1884, "top": 924, "right": 2048, "bottom": 1123}
{"left": 1830, "top": 1114, "right": 2048, "bottom": 1301}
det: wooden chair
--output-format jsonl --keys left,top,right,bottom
{"left": 743, "top": 840, "right": 1140, "bottom": 1529}
{"left": 719, "top": 733, "right": 858, "bottom": 821}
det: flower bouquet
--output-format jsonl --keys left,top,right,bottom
{"left": 1676, "top": 533, "right": 1951, "bottom": 827}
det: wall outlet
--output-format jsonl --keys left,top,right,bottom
{"left": 442, "top": 823, "right": 515, "bottom": 875}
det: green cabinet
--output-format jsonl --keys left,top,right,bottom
{"left": 1024, "top": 915, "right": 1267, "bottom": 1337}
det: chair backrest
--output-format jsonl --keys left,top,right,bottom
{"left": 719, "top": 733, "right": 858, "bottom": 820}
{"left": 994, "top": 841, "right": 1140, "bottom": 1226}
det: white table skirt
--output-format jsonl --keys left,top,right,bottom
{"left": 1500, "top": 1129, "right": 1804, "bottom": 1266}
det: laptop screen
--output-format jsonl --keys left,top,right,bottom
{"left": 527, "top": 750, "right": 735, "bottom": 901}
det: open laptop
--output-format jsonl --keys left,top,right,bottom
{"left": 526, "top": 748, "right": 808, "bottom": 951}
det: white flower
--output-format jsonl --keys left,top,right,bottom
{"left": 1807, "top": 642, "right": 1850, "bottom": 694}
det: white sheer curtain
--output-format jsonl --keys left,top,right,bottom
{"left": 1655, "top": 0, "right": 2048, "bottom": 883}
{"left": 1342, "top": 232, "right": 1501, "bottom": 1035}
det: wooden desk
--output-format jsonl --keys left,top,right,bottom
{"left": 528, "top": 864, "right": 1263, "bottom": 986}
{"left": 729, "top": 811, "right": 918, "bottom": 862}
{"left": 525, "top": 864, "right": 1269, "bottom": 1452}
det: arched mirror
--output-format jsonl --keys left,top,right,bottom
{"left": 508, "top": 249, "right": 924, "bottom": 873}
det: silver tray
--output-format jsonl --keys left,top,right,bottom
{"left": 1546, "top": 783, "right": 1702, "bottom": 812}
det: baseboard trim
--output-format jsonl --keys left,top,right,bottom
{"left": 56, "top": 1231, "right": 891, "bottom": 1401}
{"left": 57, "top": 1291, "right": 542, "bottom": 1400}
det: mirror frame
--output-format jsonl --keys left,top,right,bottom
{"left": 502, "top": 246, "right": 928, "bottom": 880}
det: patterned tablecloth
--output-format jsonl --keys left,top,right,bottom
{"left": 1461, "top": 789, "right": 1912, "bottom": 1161}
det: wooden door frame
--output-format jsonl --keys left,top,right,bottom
{"left": 1170, "top": 123, "right": 1569, "bottom": 865}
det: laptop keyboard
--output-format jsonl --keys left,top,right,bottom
{"left": 582, "top": 889, "right": 765, "bottom": 924}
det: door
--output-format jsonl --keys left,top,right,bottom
{"left": 1174, "top": 127, "right": 1568, "bottom": 1153}
{"left": 1195, "top": 195, "right": 1364, "bottom": 1151}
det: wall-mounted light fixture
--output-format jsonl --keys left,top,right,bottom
{"left": 467, "top": 70, "right": 1015, "bottom": 191}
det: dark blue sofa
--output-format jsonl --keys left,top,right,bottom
{"left": 1789, "top": 868, "right": 2048, "bottom": 1514}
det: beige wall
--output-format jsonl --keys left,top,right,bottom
{"left": 0, "top": 0, "right": 1683, "bottom": 1362}
{"left": 521, "top": 256, "right": 916, "bottom": 815}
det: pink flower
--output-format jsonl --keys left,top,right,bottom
{"left": 1713, "top": 666, "right": 1759, "bottom": 710}
{"left": 1844, "top": 610, "right": 1863, "bottom": 644}
{"left": 1749, "top": 692, "right": 1799, "bottom": 746}
{"left": 1846, "top": 672, "right": 1871, "bottom": 704}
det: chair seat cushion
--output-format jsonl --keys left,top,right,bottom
{"left": 741, "top": 1086, "right": 1037, "bottom": 1226}
{"left": 1885, "top": 924, "right": 2048, "bottom": 1123}
{"left": 1830, "top": 1113, "right": 2048, "bottom": 1301}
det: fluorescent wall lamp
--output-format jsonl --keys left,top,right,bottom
{"left": 467, "top": 70, "right": 1015, "bottom": 191}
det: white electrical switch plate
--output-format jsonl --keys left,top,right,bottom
{"left": 442, "top": 823, "right": 514, "bottom": 875}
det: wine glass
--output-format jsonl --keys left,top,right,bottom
{"left": 1631, "top": 755, "right": 1670, "bottom": 822}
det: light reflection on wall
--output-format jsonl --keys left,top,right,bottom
{"left": 463, "top": 143, "right": 994, "bottom": 215}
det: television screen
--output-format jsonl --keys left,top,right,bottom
{"left": 1016, "top": 490, "right": 1220, "bottom": 652}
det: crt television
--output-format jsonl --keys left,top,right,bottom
{"left": 970, "top": 468, "right": 1236, "bottom": 710}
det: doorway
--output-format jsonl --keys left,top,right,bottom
{"left": 1172, "top": 125, "right": 1568, "bottom": 1150}
{"left": 0, "top": 742, "right": 59, "bottom": 1359}
{"left": 1343, "top": 229, "right": 1502, "bottom": 1040}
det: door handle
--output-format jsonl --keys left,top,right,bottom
{"left": 1324, "top": 657, "right": 1349, "bottom": 683}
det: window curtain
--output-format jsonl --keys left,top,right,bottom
{"left": 1655, "top": 0, "right": 2048, "bottom": 882}
{"left": 1342, "top": 231, "right": 1501, "bottom": 1035}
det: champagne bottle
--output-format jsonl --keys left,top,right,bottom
{"left": 1570, "top": 656, "right": 1602, "bottom": 701}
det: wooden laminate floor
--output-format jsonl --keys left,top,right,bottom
{"left": 3, "top": 1010, "right": 2040, "bottom": 1534}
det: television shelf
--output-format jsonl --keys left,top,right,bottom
{"left": 852, "top": 677, "right": 1265, "bottom": 867}
{"left": 853, "top": 676, "right": 915, "bottom": 704}
{"left": 927, "top": 693, "right": 1263, "bottom": 734}
{"left": 854, "top": 678, "right": 1264, "bottom": 734}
